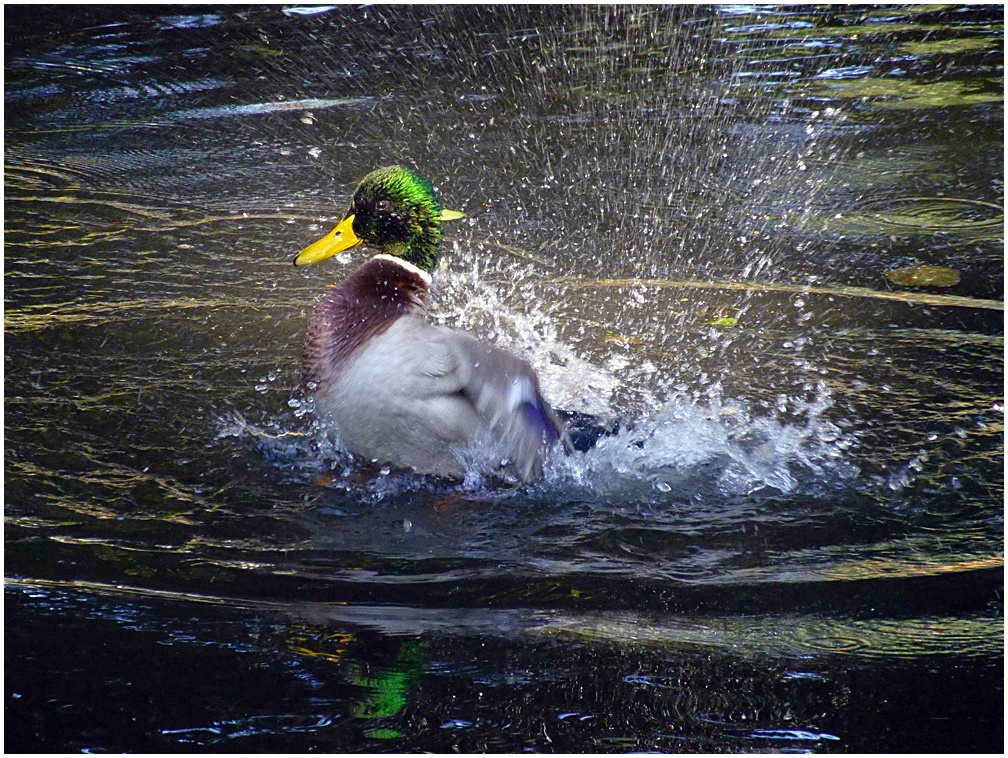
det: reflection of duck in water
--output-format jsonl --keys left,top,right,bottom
{"left": 295, "top": 165, "right": 573, "bottom": 483}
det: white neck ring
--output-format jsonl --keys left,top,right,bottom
{"left": 372, "top": 253, "right": 433, "bottom": 285}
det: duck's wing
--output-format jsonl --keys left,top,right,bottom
{"left": 341, "top": 316, "right": 569, "bottom": 482}
{"left": 445, "top": 326, "right": 572, "bottom": 482}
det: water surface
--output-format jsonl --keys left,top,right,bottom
{"left": 5, "top": 5, "right": 1003, "bottom": 752}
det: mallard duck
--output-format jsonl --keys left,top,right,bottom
{"left": 295, "top": 165, "right": 571, "bottom": 482}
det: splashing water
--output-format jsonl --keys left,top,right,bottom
{"left": 227, "top": 244, "right": 861, "bottom": 503}
{"left": 545, "top": 383, "right": 858, "bottom": 502}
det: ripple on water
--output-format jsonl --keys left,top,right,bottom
{"left": 860, "top": 196, "right": 1004, "bottom": 239}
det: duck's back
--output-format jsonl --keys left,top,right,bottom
{"left": 321, "top": 317, "right": 484, "bottom": 478}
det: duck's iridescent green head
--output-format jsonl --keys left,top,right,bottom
{"left": 295, "top": 165, "right": 463, "bottom": 274}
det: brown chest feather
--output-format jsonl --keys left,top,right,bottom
{"left": 302, "top": 256, "right": 429, "bottom": 391}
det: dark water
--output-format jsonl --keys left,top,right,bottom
{"left": 5, "top": 5, "right": 1003, "bottom": 753}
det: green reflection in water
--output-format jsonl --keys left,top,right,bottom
{"left": 277, "top": 628, "right": 429, "bottom": 738}
{"left": 351, "top": 648, "right": 424, "bottom": 719}
{"left": 818, "top": 77, "right": 1002, "bottom": 109}
{"left": 902, "top": 37, "right": 999, "bottom": 56}
{"left": 364, "top": 728, "right": 404, "bottom": 740}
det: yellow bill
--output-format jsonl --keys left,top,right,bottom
{"left": 294, "top": 215, "right": 362, "bottom": 266}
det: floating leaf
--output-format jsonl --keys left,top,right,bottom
{"left": 706, "top": 315, "right": 739, "bottom": 327}
{"left": 884, "top": 264, "right": 961, "bottom": 288}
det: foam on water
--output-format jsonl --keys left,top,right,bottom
{"left": 221, "top": 384, "right": 859, "bottom": 506}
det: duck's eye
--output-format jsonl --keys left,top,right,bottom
{"left": 375, "top": 199, "right": 390, "bottom": 212}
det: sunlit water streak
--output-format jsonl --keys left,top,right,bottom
{"left": 9, "top": 574, "right": 1003, "bottom": 660}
